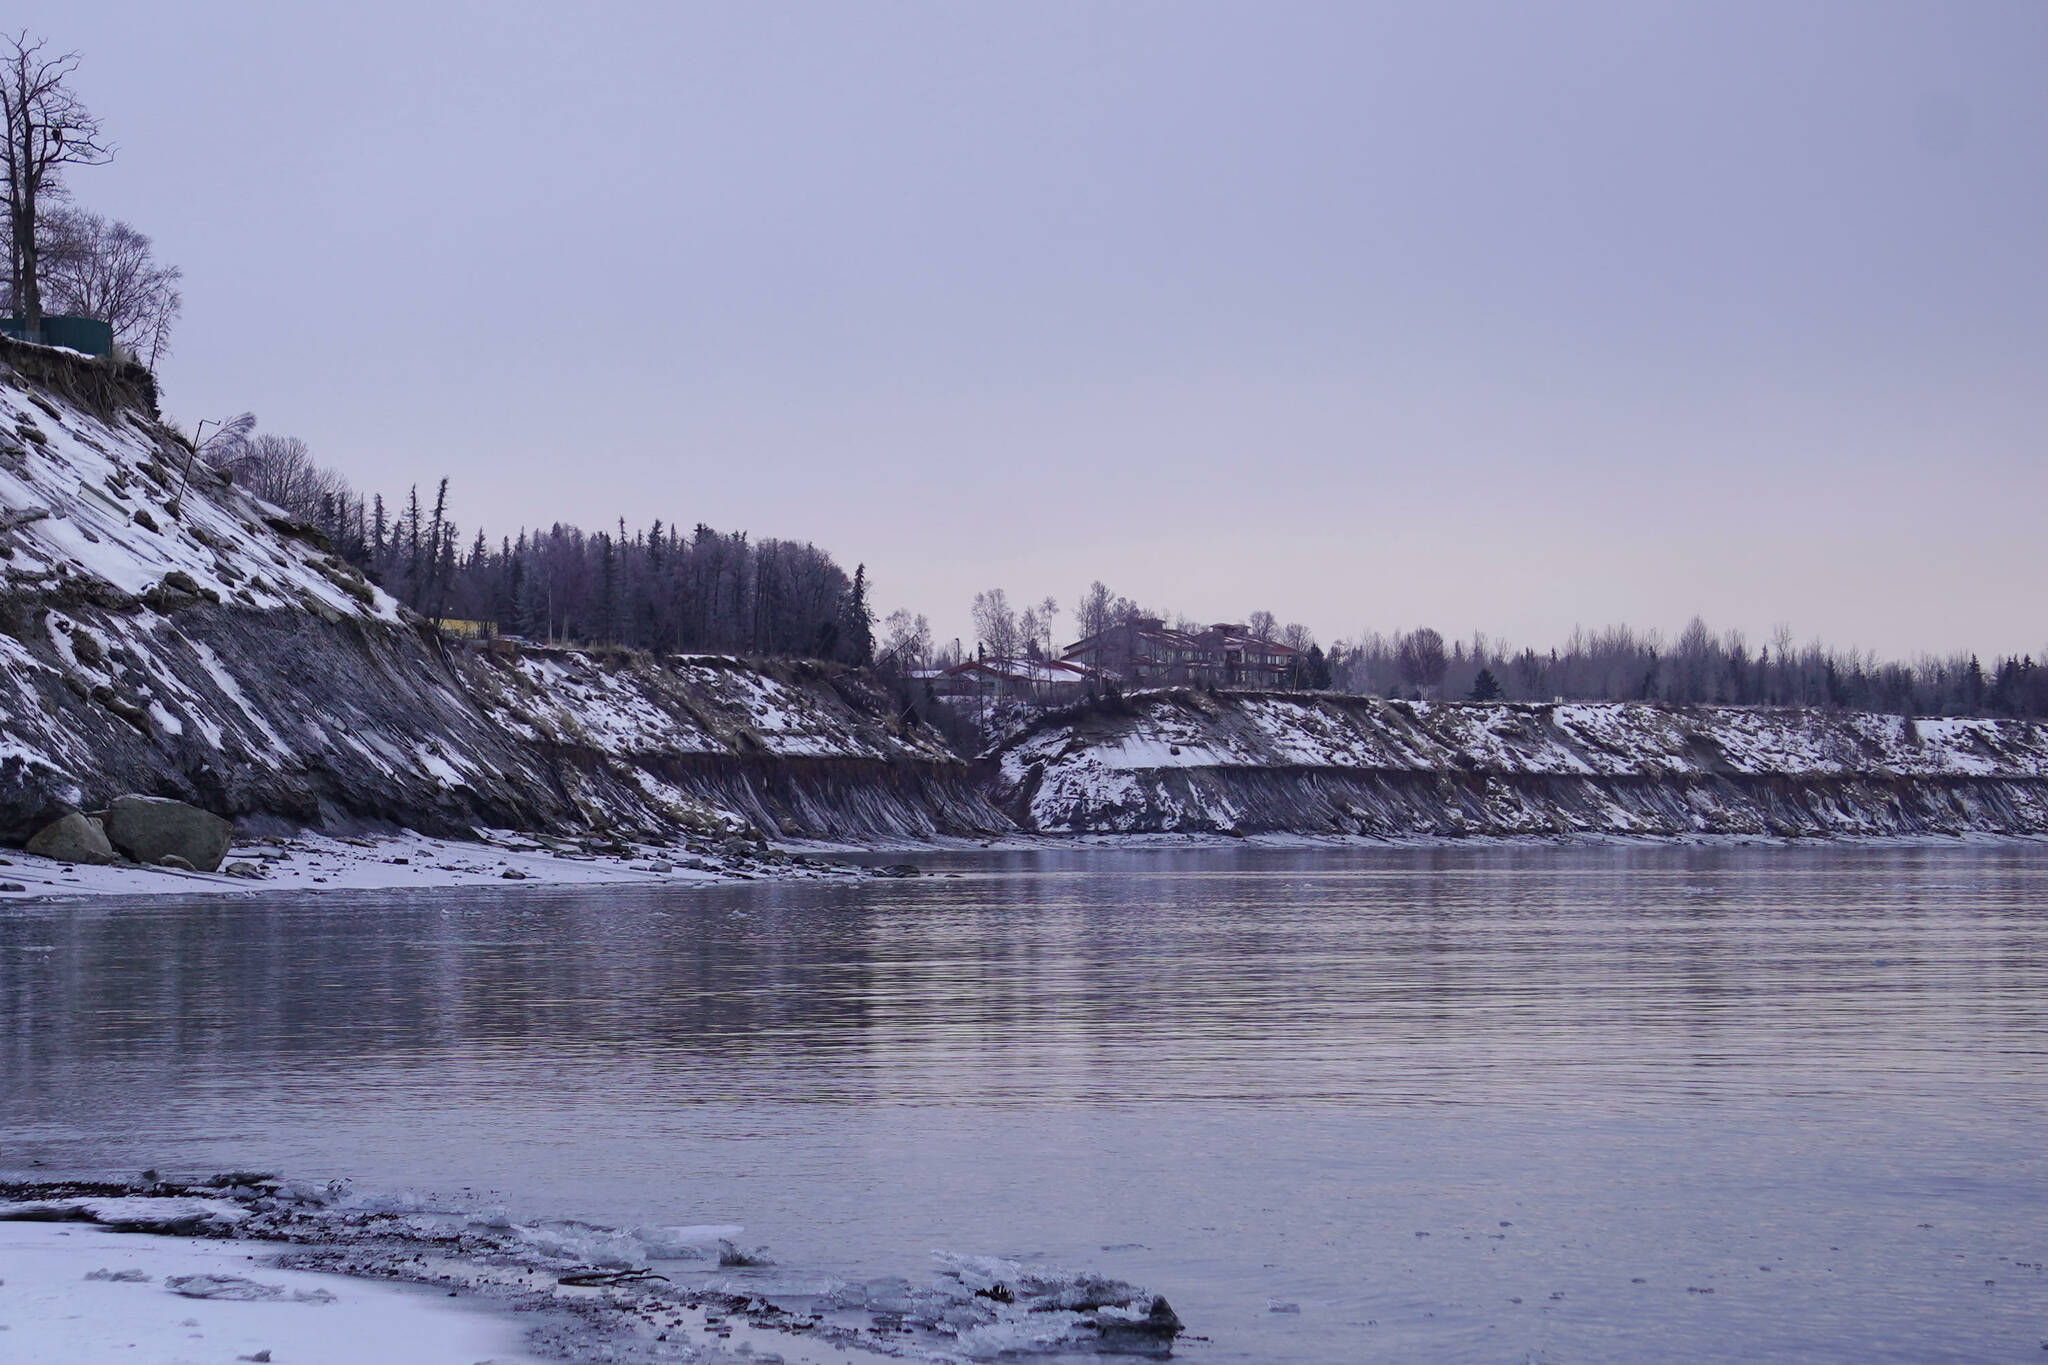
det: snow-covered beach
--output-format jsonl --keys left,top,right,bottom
{"left": 7, "top": 823, "right": 2044, "bottom": 906}
{"left": 0, "top": 1178, "right": 1185, "bottom": 1364}
{"left": 0, "top": 1219, "right": 550, "bottom": 1365}
{"left": 0, "top": 828, "right": 864, "bottom": 902}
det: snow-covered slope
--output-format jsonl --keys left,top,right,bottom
{"left": 995, "top": 690, "right": 2048, "bottom": 837}
{"left": 0, "top": 340, "right": 1001, "bottom": 846}
{"left": 0, "top": 348, "right": 394, "bottom": 626}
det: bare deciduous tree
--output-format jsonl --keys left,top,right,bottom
{"left": 1671, "top": 615, "right": 1716, "bottom": 704}
{"left": 41, "top": 207, "right": 180, "bottom": 363}
{"left": 1075, "top": 581, "right": 1140, "bottom": 642}
{"left": 972, "top": 588, "right": 1019, "bottom": 660}
{"left": 879, "top": 609, "right": 933, "bottom": 670}
{"left": 1017, "top": 595, "right": 1059, "bottom": 660}
{"left": 1, "top": 33, "right": 112, "bottom": 338}
{"left": 1396, "top": 627, "right": 1449, "bottom": 694}
{"left": 218, "top": 432, "right": 352, "bottom": 523}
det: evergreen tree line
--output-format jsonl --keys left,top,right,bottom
{"left": 216, "top": 433, "right": 873, "bottom": 664}
{"left": 1331, "top": 620, "right": 2048, "bottom": 719}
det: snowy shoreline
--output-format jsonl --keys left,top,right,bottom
{"left": 0, "top": 1176, "right": 1186, "bottom": 1363}
{"left": 0, "top": 1220, "right": 551, "bottom": 1365}
{"left": 0, "top": 827, "right": 867, "bottom": 903}
{"left": 4, "top": 825, "right": 2043, "bottom": 905}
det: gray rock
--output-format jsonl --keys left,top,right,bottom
{"left": 104, "top": 795, "right": 233, "bottom": 873}
{"left": 500, "top": 868, "right": 529, "bottom": 879}
{"left": 157, "top": 854, "right": 195, "bottom": 870}
{"left": 717, "top": 1238, "right": 776, "bottom": 1267}
{"left": 24, "top": 812, "right": 118, "bottom": 865}
{"left": 223, "top": 861, "right": 264, "bottom": 880}
{"left": 874, "top": 863, "right": 922, "bottom": 878}
{"left": 1, "top": 881, "right": 26, "bottom": 892}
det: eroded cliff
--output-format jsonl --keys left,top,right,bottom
{"left": 993, "top": 690, "right": 2048, "bottom": 837}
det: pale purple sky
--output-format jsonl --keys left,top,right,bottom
{"left": 23, "top": 1, "right": 2048, "bottom": 658}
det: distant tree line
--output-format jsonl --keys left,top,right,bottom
{"left": 918, "top": 577, "right": 2046, "bottom": 721}
{"left": 1335, "top": 620, "right": 2048, "bottom": 720}
{"left": 210, "top": 426, "right": 874, "bottom": 665}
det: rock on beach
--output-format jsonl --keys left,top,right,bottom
{"left": 24, "top": 811, "right": 119, "bottom": 865}
{"left": 104, "top": 795, "right": 234, "bottom": 873}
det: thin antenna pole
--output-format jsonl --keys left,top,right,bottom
{"left": 167, "top": 418, "right": 216, "bottom": 517}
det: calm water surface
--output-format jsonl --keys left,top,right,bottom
{"left": 3, "top": 844, "right": 2045, "bottom": 1363}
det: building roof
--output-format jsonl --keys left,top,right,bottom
{"left": 1061, "top": 619, "right": 1303, "bottom": 665}
{"left": 945, "top": 656, "right": 1099, "bottom": 685}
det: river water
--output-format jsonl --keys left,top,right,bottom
{"left": 3, "top": 843, "right": 2045, "bottom": 1363}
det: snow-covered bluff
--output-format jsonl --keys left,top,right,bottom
{"left": 993, "top": 690, "right": 2048, "bottom": 837}
{"left": 0, "top": 340, "right": 1003, "bottom": 846}
{"left": 11, "top": 340, "right": 2048, "bottom": 853}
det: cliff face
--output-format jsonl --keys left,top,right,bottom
{"left": 443, "top": 648, "right": 1008, "bottom": 840}
{"left": 11, "top": 342, "right": 2048, "bottom": 852}
{"left": 993, "top": 690, "right": 2048, "bottom": 837}
{"left": 0, "top": 343, "right": 1005, "bottom": 845}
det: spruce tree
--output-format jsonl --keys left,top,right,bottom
{"left": 839, "top": 564, "right": 875, "bottom": 665}
{"left": 1304, "top": 643, "right": 1332, "bottom": 689}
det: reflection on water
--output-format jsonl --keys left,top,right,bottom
{"left": 4, "top": 844, "right": 2045, "bottom": 1363}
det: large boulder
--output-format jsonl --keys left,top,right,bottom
{"left": 104, "top": 795, "right": 233, "bottom": 873}
{"left": 25, "top": 812, "right": 118, "bottom": 865}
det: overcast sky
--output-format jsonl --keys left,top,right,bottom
{"left": 20, "top": 1, "right": 2047, "bottom": 658}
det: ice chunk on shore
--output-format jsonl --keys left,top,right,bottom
{"left": 515, "top": 1220, "right": 650, "bottom": 1268}
{"left": 272, "top": 1179, "right": 342, "bottom": 1207}
{"left": 336, "top": 1188, "right": 438, "bottom": 1215}
{"left": 930, "top": 1250, "right": 1147, "bottom": 1311}
{"left": 166, "top": 1273, "right": 334, "bottom": 1304}
{"left": 631, "top": 1223, "right": 744, "bottom": 1259}
{"left": 925, "top": 1251, "right": 1182, "bottom": 1357}
{"left": 952, "top": 1310, "right": 1091, "bottom": 1359}
{"left": 0, "top": 1195, "right": 251, "bottom": 1235}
